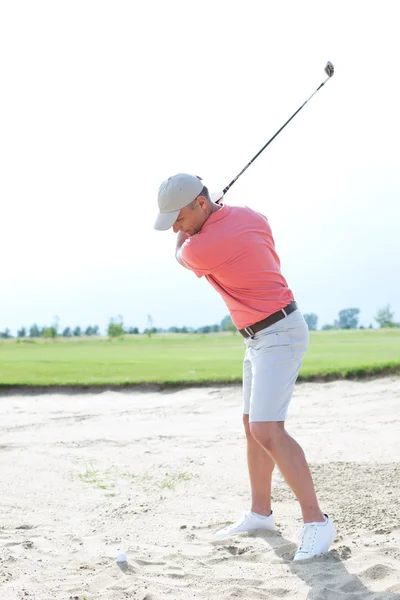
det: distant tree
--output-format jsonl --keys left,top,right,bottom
{"left": 62, "top": 327, "right": 72, "bottom": 337}
{"left": 29, "top": 324, "right": 42, "bottom": 338}
{"left": 146, "top": 314, "right": 154, "bottom": 338}
{"left": 108, "top": 317, "right": 124, "bottom": 338}
{"left": 211, "top": 324, "right": 221, "bottom": 333}
{"left": 220, "top": 314, "right": 236, "bottom": 333}
{"left": 42, "top": 326, "right": 57, "bottom": 339}
{"left": 321, "top": 324, "right": 334, "bottom": 330}
{"left": 17, "top": 327, "right": 27, "bottom": 338}
{"left": 52, "top": 316, "right": 60, "bottom": 336}
{"left": 73, "top": 326, "right": 82, "bottom": 337}
{"left": 144, "top": 327, "right": 157, "bottom": 336}
{"left": 0, "top": 328, "right": 12, "bottom": 339}
{"left": 85, "top": 325, "right": 100, "bottom": 336}
{"left": 303, "top": 313, "right": 318, "bottom": 331}
{"left": 374, "top": 304, "right": 396, "bottom": 328}
{"left": 42, "top": 317, "right": 59, "bottom": 339}
{"left": 221, "top": 315, "right": 233, "bottom": 330}
{"left": 200, "top": 325, "right": 211, "bottom": 334}
{"left": 127, "top": 327, "right": 139, "bottom": 334}
{"left": 337, "top": 308, "right": 360, "bottom": 329}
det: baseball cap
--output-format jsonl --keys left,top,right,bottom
{"left": 154, "top": 173, "right": 204, "bottom": 231}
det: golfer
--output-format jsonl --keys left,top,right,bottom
{"left": 154, "top": 173, "right": 336, "bottom": 560}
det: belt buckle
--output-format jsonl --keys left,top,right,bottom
{"left": 244, "top": 326, "right": 255, "bottom": 337}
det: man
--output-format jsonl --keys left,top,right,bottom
{"left": 154, "top": 173, "right": 336, "bottom": 561}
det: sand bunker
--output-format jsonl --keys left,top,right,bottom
{"left": 1, "top": 377, "right": 400, "bottom": 599}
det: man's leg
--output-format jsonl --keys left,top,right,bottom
{"left": 249, "top": 421, "right": 324, "bottom": 523}
{"left": 243, "top": 414, "right": 275, "bottom": 516}
{"left": 212, "top": 413, "right": 277, "bottom": 539}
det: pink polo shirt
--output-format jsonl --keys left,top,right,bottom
{"left": 180, "top": 204, "right": 294, "bottom": 330}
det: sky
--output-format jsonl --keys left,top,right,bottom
{"left": 1, "top": 0, "right": 399, "bottom": 335}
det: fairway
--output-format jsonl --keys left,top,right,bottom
{"left": 0, "top": 329, "right": 399, "bottom": 387}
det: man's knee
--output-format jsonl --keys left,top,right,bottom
{"left": 249, "top": 421, "right": 284, "bottom": 450}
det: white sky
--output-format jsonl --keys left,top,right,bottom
{"left": 1, "top": 0, "right": 399, "bottom": 334}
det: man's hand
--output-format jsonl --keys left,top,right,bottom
{"left": 175, "top": 232, "right": 190, "bottom": 269}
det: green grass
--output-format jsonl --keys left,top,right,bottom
{"left": 0, "top": 329, "right": 399, "bottom": 387}
{"left": 74, "top": 462, "right": 192, "bottom": 494}
{"left": 77, "top": 463, "right": 116, "bottom": 490}
{"left": 158, "top": 472, "right": 193, "bottom": 490}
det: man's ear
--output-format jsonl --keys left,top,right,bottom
{"left": 197, "top": 195, "right": 207, "bottom": 210}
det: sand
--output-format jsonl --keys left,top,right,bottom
{"left": 0, "top": 377, "right": 400, "bottom": 600}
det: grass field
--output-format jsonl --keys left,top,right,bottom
{"left": 0, "top": 329, "right": 399, "bottom": 388}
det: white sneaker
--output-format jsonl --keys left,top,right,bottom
{"left": 213, "top": 511, "right": 276, "bottom": 540}
{"left": 293, "top": 514, "right": 336, "bottom": 561}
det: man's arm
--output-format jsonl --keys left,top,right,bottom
{"left": 175, "top": 232, "right": 190, "bottom": 269}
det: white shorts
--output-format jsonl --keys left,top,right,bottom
{"left": 243, "top": 310, "right": 309, "bottom": 422}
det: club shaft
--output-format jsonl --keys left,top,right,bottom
{"left": 222, "top": 75, "right": 331, "bottom": 195}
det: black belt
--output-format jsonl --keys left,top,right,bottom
{"left": 239, "top": 301, "right": 298, "bottom": 338}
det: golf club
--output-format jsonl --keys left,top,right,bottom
{"left": 214, "top": 61, "right": 334, "bottom": 203}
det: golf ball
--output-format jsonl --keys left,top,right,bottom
{"left": 116, "top": 552, "right": 128, "bottom": 563}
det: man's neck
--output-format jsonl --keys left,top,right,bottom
{"left": 209, "top": 201, "right": 223, "bottom": 215}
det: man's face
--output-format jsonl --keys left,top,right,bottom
{"left": 172, "top": 196, "right": 208, "bottom": 236}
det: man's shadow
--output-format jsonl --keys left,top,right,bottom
{"left": 252, "top": 529, "right": 400, "bottom": 600}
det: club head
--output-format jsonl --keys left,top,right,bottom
{"left": 324, "top": 61, "right": 334, "bottom": 77}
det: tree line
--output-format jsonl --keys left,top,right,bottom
{"left": 0, "top": 314, "right": 236, "bottom": 339}
{"left": 303, "top": 304, "right": 398, "bottom": 331}
{"left": 0, "top": 305, "right": 397, "bottom": 339}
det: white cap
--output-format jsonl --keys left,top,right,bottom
{"left": 154, "top": 173, "right": 204, "bottom": 231}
